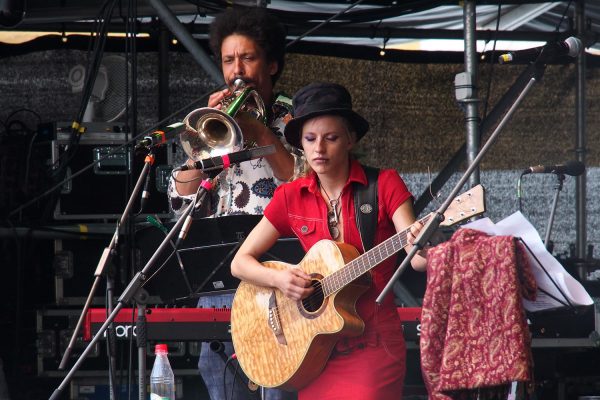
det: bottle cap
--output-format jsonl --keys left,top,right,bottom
{"left": 155, "top": 344, "right": 168, "bottom": 354}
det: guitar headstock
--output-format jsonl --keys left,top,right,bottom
{"left": 440, "top": 184, "right": 486, "bottom": 227}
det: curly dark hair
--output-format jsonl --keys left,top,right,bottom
{"left": 209, "top": 7, "right": 286, "bottom": 84}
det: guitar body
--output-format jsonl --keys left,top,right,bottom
{"left": 231, "top": 239, "right": 370, "bottom": 391}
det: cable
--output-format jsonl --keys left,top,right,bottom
{"left": 125, "top": 0, "right": 141, "bottom": 382}
{"left": 61, "top": 0, "right": 118, "bottom": 160}
{"left": 274, "top": 0, "right": 441, "bottom": 25}
{"left": 481, "top": 2, "right": 502, "bottom": 121}
{"left": 144, "top": 246, "right": 179, "bottom": 285}
{"left": 127, "top": 306, "right": 136, "bottom": 400}
{"left": 147, "top": 215, "right": 193, "bottom": 294}
{"left": 223, "top": 354, "right": 240, "bottom": 400}
{"left": 185, "top": 0, "right": 444, "bottom": 27}
{"left": 5, "top": 119, "right": 30, "bottom": 136}
{"left": 231, "top": 361, "right": 240, "bottom": 400}
{"left": 104, "top": 284, "right": 119, "bottom": 400}
{"left": 223, "top": 355, "right": 229, "bottom": 400}
{"left": 285, "top": 0, "right": 367, "bottom": 50}
{"left": 517, "top": 172, "right": 525, "bottom": 213}
{"left": 48, "top": 0, "right": 121, "bottom": 224}
{"left": 23, "top": 131, "right": 39, "bottom": 205}
{"left": 55, "top": 0, "right": 119, "bottom": 175}
{"left": 3, "top": 108, "right": 42, "bottom": 127}
{"left": 554, "top": 0, "right": 574, "bottom": 33}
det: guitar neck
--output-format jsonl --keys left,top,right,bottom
{"left": 322, "top": 213, "right": 433, "bottom": 296}
{"left": 319, "top": 184, "right": 485, "bottom": 296}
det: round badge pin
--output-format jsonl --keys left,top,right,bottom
{"left": 360, "top": 204, "right": 373, "bottom": 214}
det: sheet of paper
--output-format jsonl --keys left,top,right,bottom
{"left": 463, "top": 211, "right": 593, "bottom": 312}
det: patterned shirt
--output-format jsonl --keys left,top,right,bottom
{"left": 168, "top": 93, "right": 302, "bottom": 218}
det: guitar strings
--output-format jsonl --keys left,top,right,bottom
{"left": 299, "top": 231, "right": 412, "bottom": 307}
{"left": 297, "top": 193, "right": 477, "bottom": 308}
{"left": 302, "top": 281, "right": 324, "bottom": 307}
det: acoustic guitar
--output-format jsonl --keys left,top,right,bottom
{"left": 231, "top": 184, "right": 485, "bottom": 390}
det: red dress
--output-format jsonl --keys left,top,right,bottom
{"left": 264, "top": 159, "right": 412, "bottom": 400}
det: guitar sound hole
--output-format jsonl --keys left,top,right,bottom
{"left": 301, "top": 279, "right": 324, "bottom": 313}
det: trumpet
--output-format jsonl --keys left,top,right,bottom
{"left": 180, "top": 79, "right": 266, "bottom": 161}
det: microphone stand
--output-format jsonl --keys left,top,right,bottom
{"left": 135, "top": 288, "right": 150, "bottom": 400}
{"left": 377, "top": 60, "right": 548, "bottom": 304}
{"left": 105, "top": 270, "right": 118, "bottom": 400}
{"left": 57, "top": 152, "right": 156, "bottom": 397}
{"left": 49, "top": 178, "right": 212, "bottom": 400}
{"left": 543, "top": 173, "right": 565, "bottom": 252}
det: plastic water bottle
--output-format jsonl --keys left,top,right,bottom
{"left": 150, "top": 343, "right": 175, "bottom": 400}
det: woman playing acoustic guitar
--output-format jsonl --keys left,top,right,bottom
{"left": 231, "top": 82, "right": 427, "bottom": 399}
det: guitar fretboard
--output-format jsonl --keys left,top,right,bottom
{"left": 321, "top": 214, "right": 433, "bottom": 296}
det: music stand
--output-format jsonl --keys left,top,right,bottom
{"left": 137, "top": 215, "right": 305, "bottom": 304}
{"left": 516, "top": 237, "right": 597, "bottom": 341}
{"left": 517, "top": 238, "right": 575, "bottom": 310}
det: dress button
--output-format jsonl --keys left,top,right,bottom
{"left": 301, "top": 225, "right": 308, "bottom": 233}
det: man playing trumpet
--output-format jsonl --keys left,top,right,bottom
{"left": 168, "top": 7, "right": 301, "bottom": 217}
{"left": 167, "top": 6, "right": 299, "bottom": 400}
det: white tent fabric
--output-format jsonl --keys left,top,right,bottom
{"left": 13, "top": 1, "right": 600, "bottom": 53}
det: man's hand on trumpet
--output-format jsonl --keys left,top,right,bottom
{"left": 208, "top": 88, "right": 232, "bottom": 110}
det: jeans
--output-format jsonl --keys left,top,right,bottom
{"left": 197, "top": 292, "right": 296, "bottom": 400}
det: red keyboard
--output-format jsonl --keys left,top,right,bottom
{"left": 84, "top": 307, "right": 231, "bottom": 342}
{"left": 84, "top": 307, "right": 421, "bottom": 342}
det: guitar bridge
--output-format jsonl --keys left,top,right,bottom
{"left": 268, "top": 291, "right": 287, "bottom": 345}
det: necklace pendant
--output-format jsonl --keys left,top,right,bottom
{"left": 329, "top": 200, "right": 339, "bottom": 224}
{"left": 329, "top": 225, "right": 340, "bottom": 240}
{"left": 327, "top": 200, "right": 340, "bottom": 240}
{"left": 320, "top": 184, "right": 342, "bottom": 240}
{"left": 328, "top": 211, "right": 337, "bottom": 226}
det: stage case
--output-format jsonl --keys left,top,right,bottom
{"left": 51, "top": 122, "right": 172, "bottom": 221}
{"left": 36, "top": 308, "right": 201, "bottom": 378}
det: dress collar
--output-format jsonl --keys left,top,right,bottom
{"left": 302, "top": 159, "right": 368, "bottom": 195}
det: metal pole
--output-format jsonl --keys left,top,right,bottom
{"left": 148, "top": 0, "right": 224, "bottom": 85}
{"left": 136, "top": 294, "right": 148, "bottom": 400}
{"left": 544, "top": 174, "right": 566, "bottom": 251}
{"left": 463, "top": 0, "right": 480, "bottom": 186}
{"left": 575, "top": 0, "right": 587, "bottom": 259}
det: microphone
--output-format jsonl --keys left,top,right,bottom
{"left": 175, "top": 144, "right": 276, "bottom": 172}
{"left": 522, "top": 160, "right": 585, "bottom": 176}
{"left": 135, "top": 122, "right": 185, "bottom": 150}
{"left": 139, "top": 172, "right": 152, "bottom": 212}
{"left": 498, "top": 36, "right": 582, "bottom": 64}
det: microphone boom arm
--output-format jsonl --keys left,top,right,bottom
{"left": 377, "top": 61, "right": 548, "bottom": 304}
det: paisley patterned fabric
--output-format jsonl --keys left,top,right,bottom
{"left": 420, "top": 228, "right": 537, "bottom": 399}
{"left": 251, "top": 177, "right": 277, "bottom": 198}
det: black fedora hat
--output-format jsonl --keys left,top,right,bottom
{"left": 284, "top": 82, "right": 369, "bottom": 149}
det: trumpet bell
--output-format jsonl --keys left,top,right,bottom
{"left": 181, "top": 107, "right": 244, "bottom": 161}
